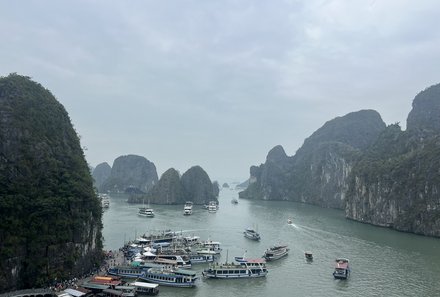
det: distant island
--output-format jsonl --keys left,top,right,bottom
{"left": 129, "top": 165, "right": 219, "bottom": 205}
{"left": 240, "top": 83, "right": 440, "bottom": 237}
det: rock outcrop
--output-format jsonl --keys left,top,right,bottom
{"left": 240, "top": 110, "right": 386, "bottom": 209}
{"left": 181, "top": 166, "right": 218, "bottom": 205}
{"left": 92, "top": 162, "right": 111, "bottom": 192}
{"left": 346, "top": 84, "right": 440, "bottom": 236}
{"left": 0, "top": 74, "right": 103, "bottom": 292}
{"left": 101, "top": 155, "right": 158, "bottom": 193}
{"left": 241, "top": 83, "right": 440, "bottom": 236}
{"left": 137, "top": 166, "right": 217, "bottom": 205}
{"left": 145, "top": 168, "right": 185, "bottom": 204}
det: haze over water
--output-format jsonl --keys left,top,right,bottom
{"left": 102, "top": 187, "right": 440, "bottom": 297}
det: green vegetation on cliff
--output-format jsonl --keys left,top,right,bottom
{"left": 0, "top": 74, "right": 103, "bottom": 292}
{"left": 240, "top": 110, "right": 386, "bottom": 208}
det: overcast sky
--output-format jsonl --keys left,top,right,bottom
{"left": 1, "top": 0, "right": 439, "bottom": 181}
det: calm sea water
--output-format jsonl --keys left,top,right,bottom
{"left": 102, "top": 187, "right": 440, "bottom": 297}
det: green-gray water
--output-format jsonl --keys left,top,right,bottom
{"left": 102, "top": 188, "right": 440, "bottom": 297}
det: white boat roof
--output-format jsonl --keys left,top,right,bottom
{"left": 64, "top": 289, "right": 86, "bottom": 297}
{"left": 131, "top": 282, "right": 159, "bottom": 289}
{"left": 143, "top": 251, "right": 156, "bottom": 257}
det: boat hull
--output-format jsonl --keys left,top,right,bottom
{"left": 202, "top": 271, "right": 268, "bottom": 279}
{"left": 264, "top": 252, "right": 288, "bottom": 261}
{"left": 139, "top": 277, "right": 196, "bottom": 288}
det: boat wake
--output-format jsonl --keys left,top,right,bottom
{"left": 288, "top": 223, "right": 299, "bottom": 229}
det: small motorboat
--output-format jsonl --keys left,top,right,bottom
{"left": 243, "top": 228, "right": 260, "bottom": 241}
{"left": 305, "top": 251, "right": 313, "bottom": 261}
{"left": 333, "top": 258, "right": 350, "bottom": 279}
{"left": 287, "top": 218, "right": 292, "bottom": 224}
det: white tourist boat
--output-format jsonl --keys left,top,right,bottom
{"left": 189, "top": 253, "right": 215, "bottom": 264}
{"left": 138, "top": 207, "right": 154, "bottom": 217}
{"left": 100, "top": 193, "right": 110, "bottom": 208}
{"left": 139, "top": 200, "right": 154, "bottom": 217}
{"left": 243, "top": 228, "right": 260, "bottom": 241}
{"left": 207, "top": 200, "right": 218, "bottom": 213}
{"left": 202, "top": 258, "right": 268, "bottom": 279}
{"left": 197, "top": 240, "right": 222, "bottom": 254}
{"left": 139, "top": 267, "right": 198, "bottom": 288}
{"left": 130, "top": 281, "right": 159, "bottom": 296}
{"left": 183, "top": 201, "right": 193, "bottom": 215}
{"left": 263, "top": 245, "right": 289, "bottom": 261}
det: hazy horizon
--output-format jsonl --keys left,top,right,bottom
{"left": 1, "top": 0, "right": 440, "bottom": 181}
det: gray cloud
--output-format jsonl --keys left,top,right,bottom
{"left": 1, "top": 0, "right": 439, "bottom": 180}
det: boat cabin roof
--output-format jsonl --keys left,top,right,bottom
{"left": 174, "top": 269, "right": 197, "bottom": 276}
{"left": 131, "top": 282, "right": 159, "bottom": 289}
{"left": 243, "top": 258, "right": 266, "bottom": 264}
{"left": 335, "top": 261, "right": 349, "bottom": 269}
{"left": 114, "top": 286, "right": 135, "bottom": 290}
{"left": 203, "top": 240, "right": 221, "bottom": 244}
{"left": 155, "top": 258, "right": 178, "bottom": 265}
{"left": 81, "top": 283, "right": 110, "bottom": 290}
{"left": 89, "top": 277, "right": 121, "bottom": 286}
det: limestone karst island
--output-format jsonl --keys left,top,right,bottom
{"left": 1, "top": 75, "right": 440, "bottom": 297}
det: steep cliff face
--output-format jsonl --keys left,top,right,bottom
{"left": 240, "top": 145, "right": 293, "bottom": 200}
{"left": 134, "top": 166, "right": 217, "bottom": 205}
{"left": 146, "top": 168, "right": 185, "bottom": 204}
{"left": 346, "top": 84, "right": 440, "bottom": 236}
{"left": 101, "top": 155, "right": 158, "bottom": 193}
{"left": 407, "top": 84, "right": 440, "bottom": 136}
{"left": 181, "top": 166, "right": 217, "bottom": 205}
{"left": 0, "top": 74, "right": 103, "bottom": 292}
{"left": 92, "top": 162, "right": 111, "bottom": 192}
{"left": 240, "top": 110, "right": 385, "bottom": 209}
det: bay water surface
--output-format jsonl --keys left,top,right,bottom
{"left": 102, "top": 187, "right": 440, "bottom": 297}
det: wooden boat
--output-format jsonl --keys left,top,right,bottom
{"left": 333, "top": 258, "right": 350, "bottom": 279}
{"left": 263, "top": 245, "right": 289, "bottom": 261}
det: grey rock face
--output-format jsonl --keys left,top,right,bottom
{"left": 407, "top": 83, "right": 440, "bottom": 136}
{"left": 147, "top": 168, "right": 185, "bottom": 204}
{"left": 101, "top": 155, "right": 158, "bottom": 193}
{"left": 92, "top": 162, "right": 111, "bottom": 191}
{"left": 346, "top": 85, "right": 440, "bottom": 236}
{"left": 181, "top": 166, "right": 217, "bottom": 205}
{"left": 240, "top": 110, "right": 385, "bottom": 209}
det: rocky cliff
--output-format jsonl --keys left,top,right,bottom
{"left": 240, "top": 110, "right": 386, "bottom": 209}
{"left": 0, "top": 74, "right": 103, "bottom": 292}
{"left": 145, "top": 168, "right": 186, "bottom": 204}
{"left": 101, "top": 155, "right": 158, "bottom": 193}
{"left": 132, "top": 166, "right": 218, "bottom": 205}
{"left": 92, "top": 162, "right": 111, "bottom": 192}
{"left": 346, "top": 84, "right": 440, "bottom": 236}
{"left": 181, "top": 166, "right": 218, "bottom": 205}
